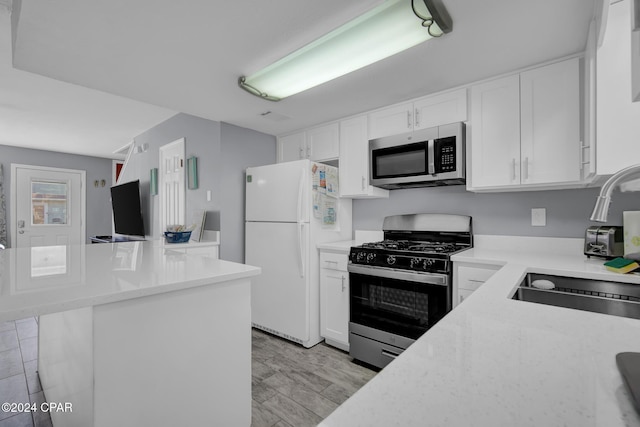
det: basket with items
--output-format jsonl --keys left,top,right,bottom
{"left": 164, "top": 224, "right": 196, "bottom": 243}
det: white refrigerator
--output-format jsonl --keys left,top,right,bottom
{"left": 245, "top": 159, "right": 352, "bottom": 348}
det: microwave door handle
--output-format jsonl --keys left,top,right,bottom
{"left": 427, "top": 140, "right": 435, "bottom": 175}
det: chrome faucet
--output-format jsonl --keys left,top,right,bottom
{"left": 590, "top": 164, "right": 640, "bottom": 222}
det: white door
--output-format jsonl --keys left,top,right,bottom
{"left": 306, "top": 123, "right": 339, "bottom": 161}
{"left": 321, "top": 270, "right": 349, "bottom": 345}
{"left": 245, "top": 160, "right": 308, "bottom": 223}
{"left": 413, "top": 88, "right": 468, "bottom": 130}
{"left": 246, "top": 221, "right": 310, "bottom": 343}
{"left": 277, "top": 132, "right": 306, "bottom": 163}
{"left": 159, "top": 138, "right": 186, "bottom": 233}
{"left": 11, "top": 165, "right": 85, "bottom": 248}
{"left": 470, "top": 74, "right": 521, "bottom": 188}
{"left": 368, "top": 102, "right": 414, "bottom": 140}
{"left": 520, "top": 58, "right": 581, "bottom": 185}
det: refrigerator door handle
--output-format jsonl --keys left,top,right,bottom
{"left": 297, "top": 222, "right": 305, "bottom": 278}
{"left": 297, "top": 168, "right": 305, "bottom": 223}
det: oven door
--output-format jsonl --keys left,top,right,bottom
{"left": 349, "top": 266, "right": 451, "bottom": 340}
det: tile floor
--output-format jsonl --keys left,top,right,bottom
{"left": 0, "top": 321, "right": 375, "bottom": 427}
{"left": 251, "top": 329, "right": 377, "bottom": 427}
{"left": 0, "top": 318, "right": 51, "bottom": 427}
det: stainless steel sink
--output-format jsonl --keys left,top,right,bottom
{"left": 513, "top": 273, "right": 640, "bottom": 320}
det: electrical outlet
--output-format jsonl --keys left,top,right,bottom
{"left": 531, "top": 208, "right": 546, "bottom": 226}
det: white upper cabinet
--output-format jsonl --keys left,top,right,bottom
{"left": 470, "top": 74, "right": 521, "bottom": 188}
{"left": 368, "top": 89, "right": 468, "bottom": 140}
{"left": 520, "top": 58, "right": 581, "bottom": 185}
{"left": 306, "top": 123, "right": 340, "bottom": 162}
{"left": 277, "top": 123, "right": 340, "bottom": 163}
{"left": 413, "top": 89, "right": 468, "bottom": 131}
{"left": 469, "top": 58, "right": 582, "bottom": 191}
{"left": 368, "top": 102, "right": 414, "bottom": 140}
{"left": 277, "top": 131, "right": 306, "bottom": 163}
{"left": 596, "top": 0, "right": 640, "bottom": 175}
{"left": 339, "top": 115, "right": 389, "bottom": 199}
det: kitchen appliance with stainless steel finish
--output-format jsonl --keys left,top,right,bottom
{"left": 584, "top": 225, "right": 624, "bottom": 259}
{"left": 348, "top": 213, "right": 472, "bottom": 369}
{"left": 369, "top": 122, "right": 465, "bottom": 189}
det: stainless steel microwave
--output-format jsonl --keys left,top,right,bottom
{"left": 369, "top": 122, "right": 465, "bottom": 189}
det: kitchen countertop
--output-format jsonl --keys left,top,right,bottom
{"left": 320, "top": 242, "right": 640, "bottom": 426}
{"left": 0, "top": 241, "right": 260, "bottom": 322}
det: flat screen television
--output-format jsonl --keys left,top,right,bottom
{"left": 111, "top": 180, "right": 145, "bottom": 237}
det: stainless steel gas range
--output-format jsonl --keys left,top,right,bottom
{"left": 348, "top": 213, "right": 472, "bottom": 369}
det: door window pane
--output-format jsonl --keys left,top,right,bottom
{"left": 32, "top": 181, "right": 68, "bottom": 225}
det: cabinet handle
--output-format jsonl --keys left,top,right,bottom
{"left": 299, "top": 147, "right": 304, "bottom": 159}
{"left": 523, "top": 157, "right": 529, "bottom": 181}
{"left": 511, "top": 158, "right": 516, "bottom": 181}
{"left": 361, "top": 176, "right": 365, "bottom": 190}
{"left": 407, "top": 111, "right": 412, "bottom": 129}
{"left": 415, "top": 109, "right": 420, "bottom": 127}
{"left": 306, "top": 146, "right": 311, "bottom": 158}
{"left": 341, "top": 275, "right": 346, "bottom": 292}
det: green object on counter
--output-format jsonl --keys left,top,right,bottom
{"left": 604, "top": 257, "right": 640, "bottom": 274}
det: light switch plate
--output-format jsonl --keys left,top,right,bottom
{"left": 531, "top": 208, "right": 546, "bottom": 226}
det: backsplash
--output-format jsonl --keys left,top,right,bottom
{"left": 352, "top": 185, "right": 640, "bottom": 238}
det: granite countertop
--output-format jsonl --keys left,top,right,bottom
{"left": 0, "top": 241, "right": 260, "bottom": 322}
{"left": 321, "top": 242, "right": 640, "bottom": 426}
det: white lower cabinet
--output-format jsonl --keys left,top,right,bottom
{"left": 319, "top": 250, "right": 350, "bottom": 351}
{"left": 453, "top": 262, "right": 500, "bottom": 307}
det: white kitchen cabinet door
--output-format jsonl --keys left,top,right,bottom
{"left": 413, "top": 88, "right": 468, "bottom": 131}
{"left": 320, "top": 269, "right": 349, "bottom": 350}
{"left": 469, "top": 74, "right": 521, "bottom": 188}
{"left": 368, "top": 103, "right": 413, "bottom": 140}
{"left": 597, "top": 0, "right": 640, "bottom": 175}
{"left": 277, "top": 131, "right": 305, "bottom": 163}
{"left": 520, "top": 58, "right": 581, "bottom": 185}
{"left": 307, "top": 123, "right": 339, "bottom": 161}
{"left": 320, "top": 251, "right": 350, "bottom": 351}
{"left": 339, "top": 115, "right": 389, "bottom": 199}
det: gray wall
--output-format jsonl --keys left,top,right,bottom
{"left": 121, "top": 113, "right": 221, "bottom": 239}
{"left": 353, "top": 185, "right": 640, "bottom": 237}
{"left": 0, "top": 144, "right": 113, "bottom": 246}
{"left": 220, "top": 123, "right": 276, "bottom": 263}
{"left": 122, "top": 114, "right": 276, "bottom": 262}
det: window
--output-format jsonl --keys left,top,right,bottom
{"left": 31, "top": 181, "right": 68, "bottom": 225}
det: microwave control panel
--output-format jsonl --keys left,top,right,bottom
{"left": 435, "top": 137, "right": 457, "bottom": 173}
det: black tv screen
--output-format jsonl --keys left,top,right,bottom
{"left": 111, "top": 180, "right": 145, "bottom": 237}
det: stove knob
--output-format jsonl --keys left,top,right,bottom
{"left": 366, "top": 253, "right": 376, "bottom": 264}
{"left": 410, "top": 258, "right": 421, "bottom": 269}
{"left": 356, "top": 252, "right": 366, "bottom": 262}
{"left": 386, "top": 255, "right": 396, "bottom": 265}
{"left": 423, "top": 259, "right": 434, "bottom": 269}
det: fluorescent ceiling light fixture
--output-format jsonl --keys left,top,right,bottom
{"left": 238, "top": 0, "right": 452, "bottom": 101}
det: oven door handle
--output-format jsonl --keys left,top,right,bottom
{"left": 347, "top": 264, "right": 448, "bottom": 286}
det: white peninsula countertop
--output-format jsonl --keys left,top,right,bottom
{"left": 321, "top": 236, "right": 640, "bottom": 427}
{"left": 0, "top": 241, "right": 260, "bottom": 427}
{"left": 0, "top": 240, "right": 258, "bottom": 322}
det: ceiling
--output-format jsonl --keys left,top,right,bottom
{"left": 0, "top": 3, "right": 177, "bottom": 159}
{"left": 7, "top": 0, "right": 598, "bottom": 154}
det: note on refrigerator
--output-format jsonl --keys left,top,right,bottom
{"left": 322, "top": 195, "right": 337, "bottom": 227}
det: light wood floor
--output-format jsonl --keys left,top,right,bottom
{"left": 251, "top": 329, "right": 377, "bottom": 427}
